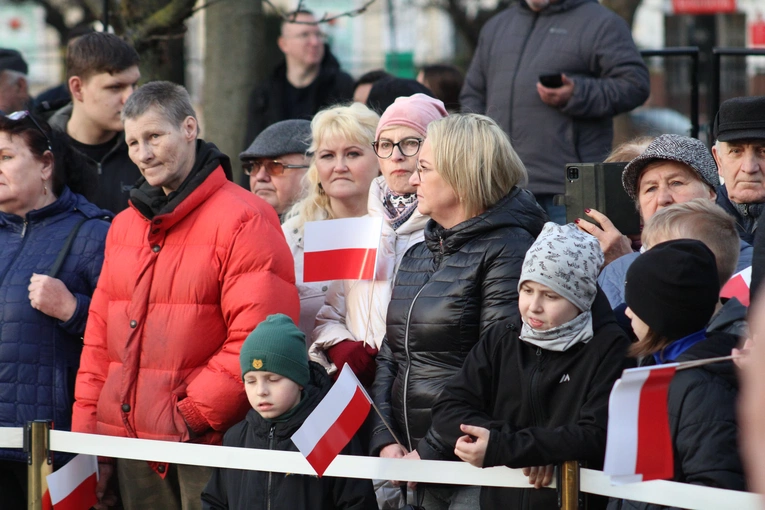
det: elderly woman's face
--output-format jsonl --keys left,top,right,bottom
{"left": 315, "top": 135, "right": 379, "bottom": 204}
{"left": 376, "top": 125, "right": 421, "bottom": 194}
{"left": 410, "top": 138, "right": 463, "bottom": 228}
{"left": 637, "top": 161, "right": 716, "bottom": 221}
{"left": 0, "top": 132, "right": 51, "bottom": 216}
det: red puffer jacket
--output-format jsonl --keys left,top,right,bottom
{"left": 72, "top": 161, "right": 299, "bottom": 454}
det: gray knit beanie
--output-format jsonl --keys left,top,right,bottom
{"left": 519, "top": 222, "right": 604, "bottom": 312}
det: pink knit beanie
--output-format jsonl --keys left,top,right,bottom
{"left": 375, "top": 93, "right": 448, "bottom": 140}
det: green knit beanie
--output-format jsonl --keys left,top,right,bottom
{"left": 240, "top": 314, "right": 309, "bottom": 387}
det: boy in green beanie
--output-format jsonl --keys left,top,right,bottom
{"left": 201, "top": 314, "right": 377, "bottom": 510}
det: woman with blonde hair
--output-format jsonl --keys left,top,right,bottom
{"left": 283, "top": 102, "right": 381, "bottom": 337}
{"left": 370, "top": 113, "right": 547, "bottom": 509}
{"left": 309, "top": 94, "right": 447, "bottom": 387}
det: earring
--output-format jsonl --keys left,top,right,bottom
{"left": 43, "top": 185, "right": 48, "bottom": 196}
{"left": 318, "top": 183, "right": 325, "bottom": 196}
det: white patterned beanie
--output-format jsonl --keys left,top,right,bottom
{"left": 519, "top": 222, "right": 604, "bottom": 312}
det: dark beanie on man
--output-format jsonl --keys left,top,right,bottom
{"left": 625, "top": 239, "right": 720, "bottom": 341}
{"left": 240, "top": 314, "right": 309, "bottom": 387}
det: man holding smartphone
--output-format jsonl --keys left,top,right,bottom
{"left": 460, "top": 0, "right": 650, "bottom": 223}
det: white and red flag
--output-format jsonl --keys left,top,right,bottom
{"left": 292, "top": 363, "right": 372, "bottom": 476}
{"left": 303, "top": 217, "right": 383, "bottom": 283}
{"left": 44, "top": 454, "right": 99, "bottom": 510}
{"left": 720, "top": 266, "right": 751, "bottom": 306}
{"left": 604, "top": 364, "right": 678, "bottom": 484}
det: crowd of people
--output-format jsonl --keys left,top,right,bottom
{"left": 2, "top": 2, "right": 765, "bottom": 510}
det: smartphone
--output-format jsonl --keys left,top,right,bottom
{"left": 563, "top": 162, "right": 641, "bottom": 236}
{"left": 539, "top": 73, "right": 564, "bottom": 88}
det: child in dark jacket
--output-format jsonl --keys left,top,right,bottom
{"left": 609, "top": 239, "right": 745, "bottom": 510}
{"left": 419, "top": 222, "right": 632, "bottom": 510}
{"left": 201, "top": 314, "right": 377, "bottom": 510}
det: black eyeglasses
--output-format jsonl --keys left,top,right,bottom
{"left": 372, "top": 137, "right": 424, "bottom": 159}
{"left": 242, "top": 159, "right": 309, "bottom": 176}
{"left": 6, "top": 111, "right": 52, "bottom": 152}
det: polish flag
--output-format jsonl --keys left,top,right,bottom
{"left": 45, "top": 454, "right": 99, "bottom": 510}
{"left": 604, "top": 364, "right": 678, "bottom": 484}
{"left": 292, "top": 363, "right": 372, "bottom": 476}
{"left": 303, "top": 217, "right": 383, "bottom": 283}
{"left": 720, "top": 266, "right": 751, "bottom": 307}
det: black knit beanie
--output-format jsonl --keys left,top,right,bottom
{"left": 624, "top": 239, "right": 720, "bottom": 341}
{"left": 240, "top": 314, "right": 309, "bottom": 387}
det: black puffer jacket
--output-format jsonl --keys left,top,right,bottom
{"left": 423, "top": 292, "right": 632, "bottom": 510}
{"left": 370, "top": 188, "right": 547, "bottom": 454}
{"left": 607, "top": 331, "right": 746, "bottom": 510}
{"left": 201, "top": 363, "right": 377, "bottom": 510}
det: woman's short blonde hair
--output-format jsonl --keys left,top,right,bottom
{"left": 604, "top": 136, "right": 654, "bottom": 163}
{"left": 289, "top": 102, "right": 380, "bottom": 227}
{"left": 426, "top": 114, "right": 527, "bottom": 219}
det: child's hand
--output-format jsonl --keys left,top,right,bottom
{"left": 522, "top": 465, "right": 555, "bottom": 488}
{"left": 454, "top": 424, "right": 490, "bottom": 467}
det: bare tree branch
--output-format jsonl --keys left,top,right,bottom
{"left": 127, "top": 0, "right": 197, "bottom": 49}
{"left": 262, "top": 0, "right": 378, "bottom": 24}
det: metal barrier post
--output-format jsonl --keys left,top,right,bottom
{"left": 639, "top": 47, "right": 700, "bottom": 139}
{"left": 559, "top": 460, "right": 581, "bottom": 510}
{"left": 25, "top": 420, "right": 52, "bottom": 510}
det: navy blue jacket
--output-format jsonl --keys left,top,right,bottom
{"left": 0, "top": 187, "right": 111, "bottom": 462}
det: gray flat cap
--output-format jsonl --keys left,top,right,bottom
{"left": 240, "top": 119, "right": 312, "bottom": 160}
{"left": 622, "top": 134, "right": 719, "bottom": 201}
{"left": 0, "top": 48, "right": 28, "bottom": 74}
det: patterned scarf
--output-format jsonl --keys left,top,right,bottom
{"left": 520, "top": 311, "right": 593, "bottom": 352}
{"left": 383, "top": 189, "right": 418, "bottom": 230}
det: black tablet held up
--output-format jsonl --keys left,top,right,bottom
{"left": 562, "top": 162, "right": 641, "bottom": 236}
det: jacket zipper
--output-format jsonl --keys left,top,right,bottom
{"left": 508, "top": 12, "right": 539, "bottom": 136}
{"left": 402, "top": 285, "right": 427, "bottom": 451}
{"left": 267, "top": 425, "right": 275, "bottom": 510}
{"left": 0, "top": 220, "right": 30, "bottom": 287}
{"left": 529, "top": 347, "right": 544, "bottom": 427}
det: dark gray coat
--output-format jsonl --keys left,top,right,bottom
{"left": 460, "top": 0, "right": 650, "bottom": 196}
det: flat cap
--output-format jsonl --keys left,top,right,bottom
{"left": 240, "top": 119, "right": 312, "bottom": 160}
{"left": 0, "top": 48, "right": 28, "bottom": 74}
{"left": 622, "top": 134, "right": 719, "bottom": 201}
{"left": 713, "top": 96, "right": 765, "bottom": 142}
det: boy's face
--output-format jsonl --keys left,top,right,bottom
{"left": 244, "top": 370, "right": 302, "bottom": 420}
{"left": 519, "top": 280, "right": 581, "bottom": 331}
{"left": 75, "top": 65, "right": 140, "bottom": 134}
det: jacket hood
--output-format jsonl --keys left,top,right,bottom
{"left": 518, "top": 0, "right": 594, "bottom": 14}
{"left": 425, "top": 187, "right": 547, "bottom": 255}
{"left": 707, "top": 298, "right": 747, "bottom": 332}
{"left": 674, "top": 330, "right": 740, "bottom": 389}
{"left": 47, "top": 103, "right": 72, "bottom": 132}
{"left": 130, "top": 139, "right": 231, "bottom": 219}
{"left": 246, "top": 362, "right": 333, "bottom": 438}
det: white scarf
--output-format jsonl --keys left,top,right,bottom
{"left": 520, "top": 311, "right": 593, "bottom": 352}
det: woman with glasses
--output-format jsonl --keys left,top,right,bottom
{"left": 309, "top": 94, "right": 447, "bottom": 384}
{"left": 282, "top": 102, "right": 381, "bottom": 337}
{"left": 369, "top": 114, "right": 547, "bottom": 510}
{"left": 0, "top": 112, "right": 111, "bottom": 508}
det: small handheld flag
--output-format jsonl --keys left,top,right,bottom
{"left": 303, "top": 217, "right": 383, "bottom": 282}
{"left": 292, "top": 364, "right": 372, "bottom": 476}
